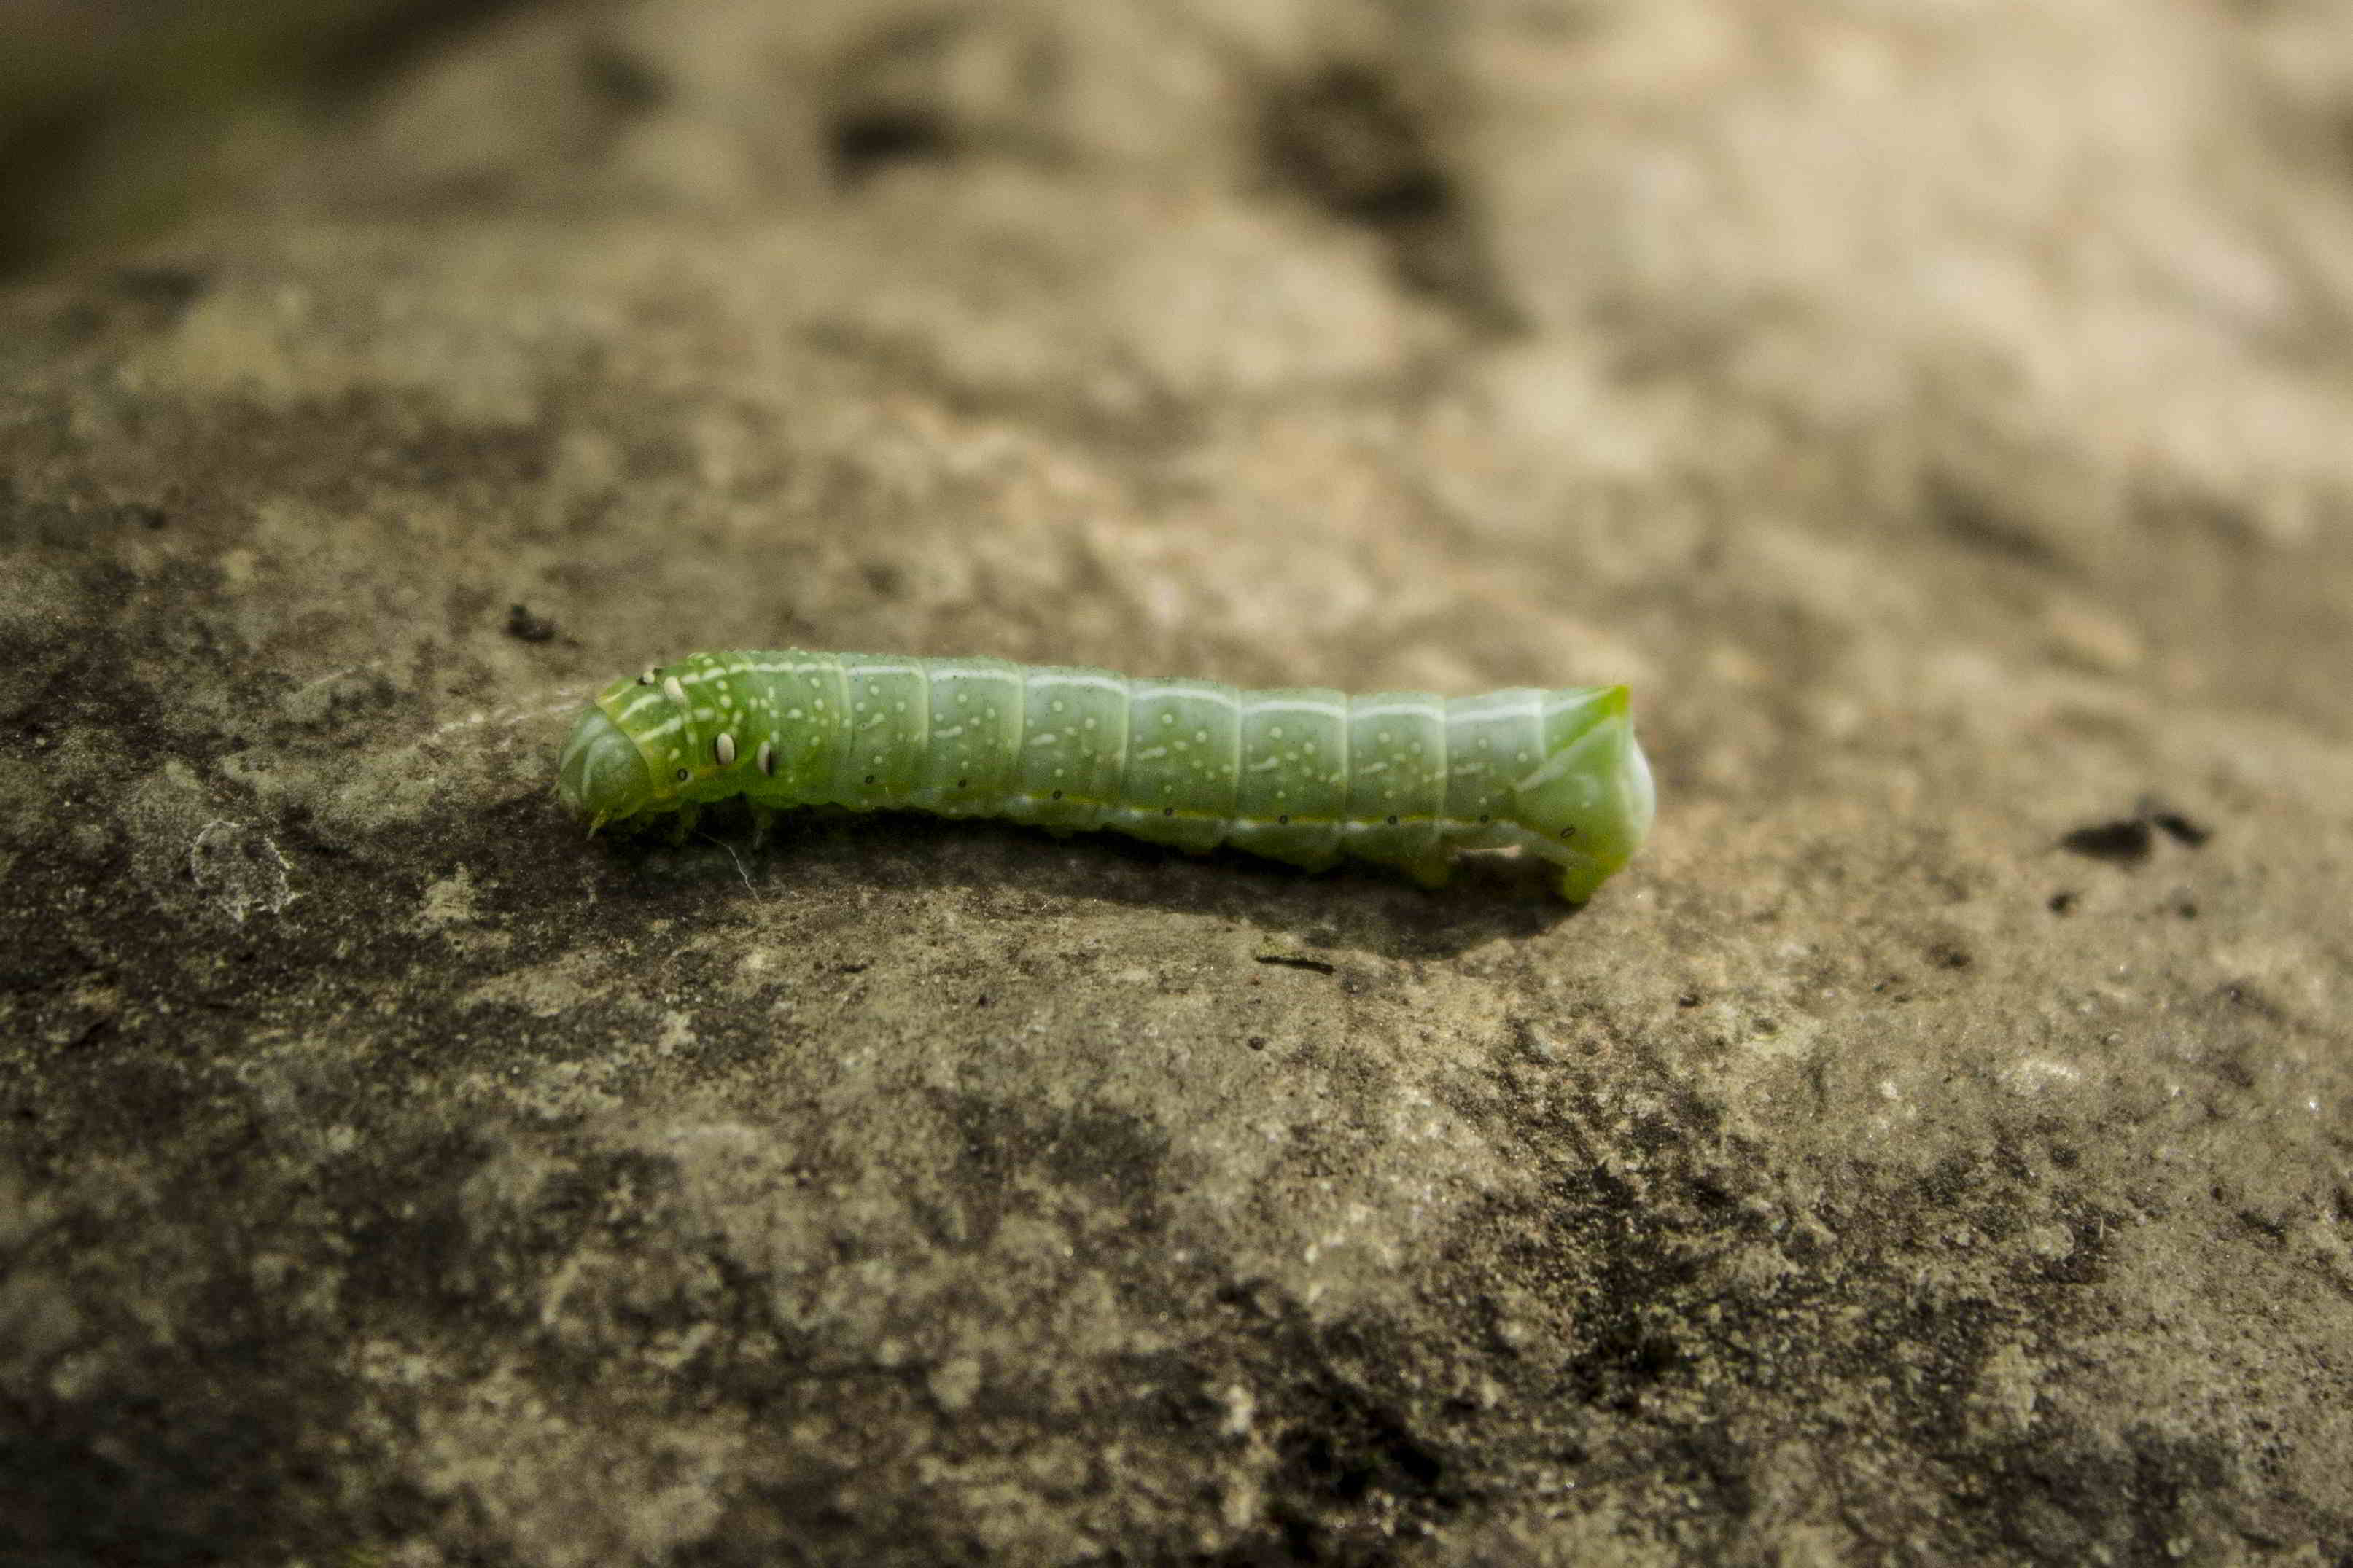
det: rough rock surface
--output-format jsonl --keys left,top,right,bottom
{"left": 4, "top": 1, "right": 2352, "bottom": 1563}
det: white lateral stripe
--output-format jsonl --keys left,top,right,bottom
{"left": 1140, "top": 687, "right": 1239, "bottom": 713}
{"left": 1446, "top": 695, "right": 1549, "bottom": 724}
{"left": 1026, "top": 672, "right": 1129, "bottom": 697}
{"left": 1242, "top": 698, "right": 1347, "bottom": 722}
{"left": 1541, "top": 690, "right": 1609, "bottom": 719}
{"left": 1515, "top": 720, "right": 1617, "bottom": 791}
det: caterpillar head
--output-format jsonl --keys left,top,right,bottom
{"left": 559, "top": 660, "right": 758, "bottom": 827}
{"left": 556, "top": 694, "right": 658, "bottom": 830}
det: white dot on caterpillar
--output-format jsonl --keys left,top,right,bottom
{"left": 757, "top": 742, "right": 774, "bottom": 776}
{"left": 637, "top": 668, "right": 658, "bottom": 686}
{"left": 713, "top": 733, "right": 737, "bottom": 765}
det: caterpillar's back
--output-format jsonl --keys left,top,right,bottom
{"left": 557, "top": 650, "right": 1653, "bottom": 900}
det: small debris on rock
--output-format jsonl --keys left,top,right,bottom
{"left": 505, "top": 603, "right": 558, "bottom": 643}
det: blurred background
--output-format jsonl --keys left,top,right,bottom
{"left": 1, "top": 0, "right": 498, "bottom": 270}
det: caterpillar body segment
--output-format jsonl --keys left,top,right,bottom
{"left": 557, "top": 650, "right": 1653, "bottom": 900}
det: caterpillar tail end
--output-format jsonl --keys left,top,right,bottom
{"left": 1515, "top": 685, "right": 1655, "bottom": 903}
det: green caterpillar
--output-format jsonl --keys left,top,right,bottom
{"left": 557, "top": 651, "right": 1654, "bottom": 900}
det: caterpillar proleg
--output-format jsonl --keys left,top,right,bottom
{"left": 558, "top": 651, "right": 1654, "bottom": 900}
